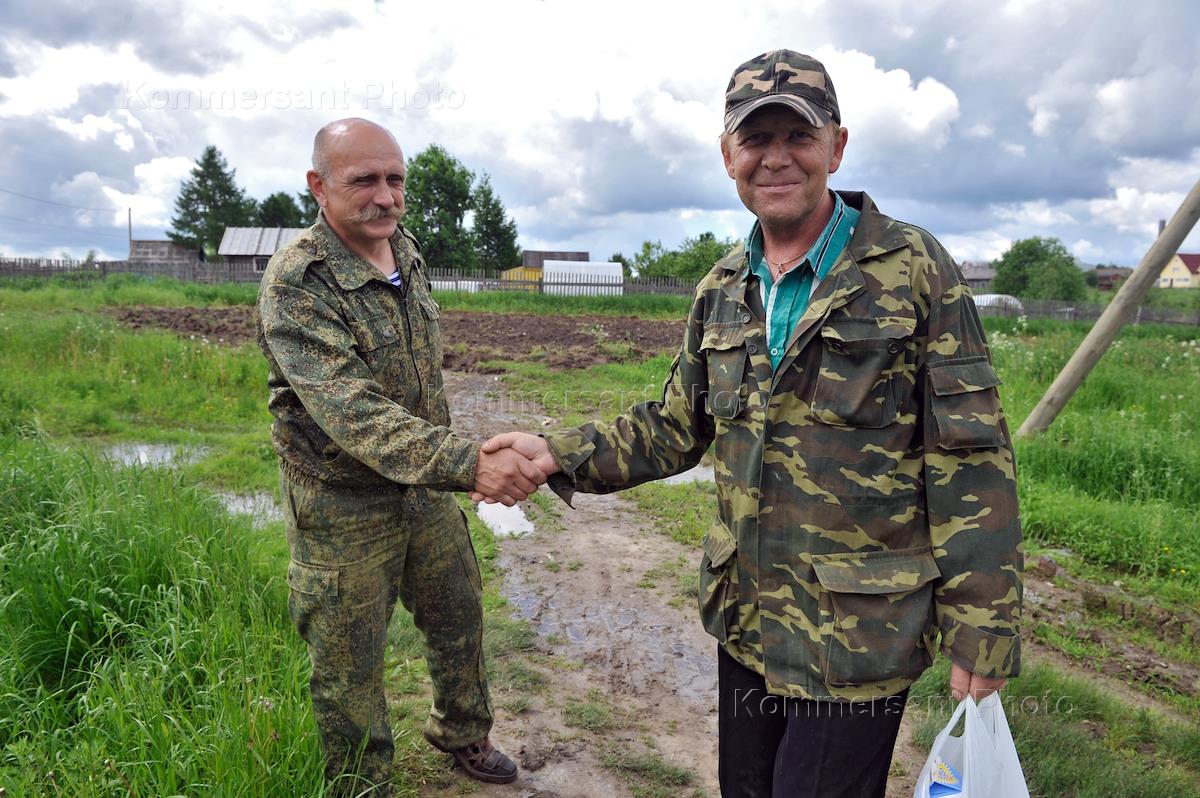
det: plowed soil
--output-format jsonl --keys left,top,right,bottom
{"left": 107, "top": 306, "right": 685, "bottom": 371}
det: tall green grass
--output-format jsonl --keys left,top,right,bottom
{"left": 0, "top": 273, "right": 259, "bottom": 309}
{"left": 0, "top": 433, "right": 325, "bottom": 795}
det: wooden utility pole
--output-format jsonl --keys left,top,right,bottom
{"left": 1018, "top": 177, "right": 1200, "bottom": 437}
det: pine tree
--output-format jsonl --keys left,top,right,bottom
{"left": 257, "top": 191, "right": 305, "bottom": 228}
{"left": 403, "top": 144, "right": 477, "bottom": 271}
{"left": 168, "top": 145, "right": 257, "bottom": 259}
{"left": 470, "top": 173, "right": 520, "bottom": 275}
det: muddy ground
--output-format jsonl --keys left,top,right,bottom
{"left": 108, "top": 306, "right": 685, "bottom": 371}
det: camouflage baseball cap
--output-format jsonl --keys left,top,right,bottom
{"left": 723, "top": 50, "right": 840, "bottom": 134}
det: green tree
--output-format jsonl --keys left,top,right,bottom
{"left": 296, "top": 190, "right": 320, "bottom": 224}
{"left": 404, "top": 144, "right": 476, "bottom": 271}
{"left": 470, "top": 173, "right": 520, "bottom": 275}
{"left": 168, "top": 145, "right": 257, "bottom": 259}
{"left": 632, "top": 232, "right": 736, "bottom": 282}
{"left": 991, "top": 236, "right": 1085, "bottom": 301}
{"left": 257, "top": 191, "right": 305, "bottom": 228}
{"left": 610, "top": 252, "right": 632, "bottom": 280}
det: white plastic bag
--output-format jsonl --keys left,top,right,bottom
{"left": 912, "top": 693, "right": 1030, "bottom": 798}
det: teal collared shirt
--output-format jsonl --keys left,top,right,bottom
{"left": 747, "top": 192, "right": 860, "bottom": 369}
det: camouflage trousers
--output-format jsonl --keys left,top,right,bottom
{"left": 281, "top": 473, "right": 493, "bottom": 797}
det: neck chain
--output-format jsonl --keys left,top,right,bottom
{"left": 765, "top": 252, "right": 806, "bottom": 268}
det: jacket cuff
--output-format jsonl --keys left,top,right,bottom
{"left": 438, "top": 435, "right": 480, "bottom": 492}
{"left": 540, "top": 430, "right": 596, "bottom": 507}
{"left": 939, "top": 619, "right": 1021, "bottom": 678}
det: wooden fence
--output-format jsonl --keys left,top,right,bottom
{"left": 3, "top": 257, "right": 1199, "bottom": 325}
{"left": 0, "top": 257, "right": 263, "bottom": 284}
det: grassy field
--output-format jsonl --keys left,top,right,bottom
{"left": 2, "top": 276, "right": 1198, "bottom": 795}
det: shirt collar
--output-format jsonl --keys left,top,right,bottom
{"left": 312, "top": 210, "right": 403, "bottom": 292}
{"left": 746, "top": 191, "right": 854, "bottom": 285}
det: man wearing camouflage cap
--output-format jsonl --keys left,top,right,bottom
{"left": 480, "top": 50, "right": 1023, "bottom": 796}
{"left": 257, "top": 118, "right": 536, "bottom": 795}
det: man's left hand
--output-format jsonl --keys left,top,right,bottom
{"left": 949, "top": 662, "right": 1006, "bottom": 702}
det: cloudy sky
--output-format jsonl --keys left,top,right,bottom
{"left": 1, "top": 0, "right": 1198, "bottom": 266}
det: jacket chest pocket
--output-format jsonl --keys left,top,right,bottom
{"left": 701, "top": 324, "right": 749, "bottom": 419}
{"left": 812, "top": 546, "right": 938, "bottom": 686}
{"left": 811, "top": 319, "right": 912, "bottom": 428}
{"left": 348, "top": 314, "right": 416, "bottom": 402}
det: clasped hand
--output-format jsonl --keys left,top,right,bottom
{"left": 471, "top": 432, "right": 561, "bottom": 506}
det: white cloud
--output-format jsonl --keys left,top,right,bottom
{"left": 993, "top": 199, "right": 1076, "bottom": 227}
{"left": 941, "top": 231, "right": 1013, "bottom": 263}
{"left": 53, "top": 157, "right": 195, "bottom": 230}
{"left": 814, "top": 46, "right": 960, "bottom": 151}
{"left": 1071, "top": 239, "right": 1104, "bottom": 260}
{"left": 1089, "top": 186, "right": 1182, "bottom": 234}
{"left": 1002, "top": 142, "right": 1026, "bottom": 157}
{"left": 1029, "top": 105, "right": 1058, "bottom": 136}
{"left": 963, "top": 123, "right": 994, "bottom": 139}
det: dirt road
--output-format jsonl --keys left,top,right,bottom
{"left": 434, "top": 373, "right": 928, "bottom": 798}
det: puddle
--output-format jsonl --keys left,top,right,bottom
{"left": 661, "top": 463, "right": 715, "bottom": 485}
{"left": 103, "top": 442, "right": 207, "bottom": 467}
{"left": 474, "top": 500, "right": 535, "bottom": 538}
{"left": 216, "top": 491, "right": 282, "bottom": 528}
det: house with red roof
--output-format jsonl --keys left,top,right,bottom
{"left": 1158, "top": 254, "right": 1200, "bottom": 288}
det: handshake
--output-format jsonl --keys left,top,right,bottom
{"left": 470, "top": 432, "right": 562, "bottom": 506}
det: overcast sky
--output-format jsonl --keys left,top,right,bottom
{"left": 1, "top": 0, "right": 1198, "bottom": 266}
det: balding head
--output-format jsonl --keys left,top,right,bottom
{"left": 306, "top": 117, "right": 407, "bottom": 254}
{"left": 312, "top": 117, "right": 402, "bottom": 179}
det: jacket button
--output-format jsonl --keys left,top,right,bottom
{"left": 829, "top": 341, "right": 845, "bottom": 353}
{"left": 747, "top": 344, "right": 758, "bottom": 355}
{"left": 888, "top": 342, "right": 901, "bottom": 354}
{"left": 741, "top": 313, "right": 751, "bottom": 324}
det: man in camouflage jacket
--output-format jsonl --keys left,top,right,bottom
{"left": 257, "top": 118, "right": 535, "bottom": 795}
{"left": 480, "top": 52, "right": 1022, "bottom": 797}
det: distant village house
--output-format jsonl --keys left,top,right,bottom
{"left": 217, "top": 227, "right": 306, "bottom": 279}
{"left": 1158, "top": 254, "right": 1200, "bottom": 289}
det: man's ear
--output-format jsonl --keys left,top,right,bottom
{"left": 306, "top": 170, "right": 326, "bottom": 207}
{"left": 720, "top": 136, "right": 735, "bottom": 179}
{"left": 827, "top": 126, "right": 849, "bottom": 175}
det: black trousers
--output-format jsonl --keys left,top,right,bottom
{"left": 717, "top": 646, "right": 908, "bottom": 798}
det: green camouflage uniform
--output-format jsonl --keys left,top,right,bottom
{"left": 256, "top": 215, "right": 490, "bottom": 795}
{"left": 544, "top": 192, "right": 1023, "bottom": 701}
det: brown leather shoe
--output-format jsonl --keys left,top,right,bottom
{"left": 435, "top": 737, "right": 518, "bottom": 784}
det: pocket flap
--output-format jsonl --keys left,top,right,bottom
{"left": 349, "top": 315, "right": 400, "bottom": 352}
{"left": 700, "top": 324, "right": 746, "bottom": 351}
{"left": 702, "top": 521, "right": 738, "bottom": 570}
{"left": 287, "top": 560, "right": 339, "bottom": 597}
{"left": 812, "top": 547, "right": 939, "bottom": 594}
{"left": 931, "top": 358, "right": 1001, "bottom": 396}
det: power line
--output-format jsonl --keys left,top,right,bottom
{"left": 0, "top": 186, "right": 117, "bottom": 213}
{"left": 0, "top": 212, "right": 129, "bottom": 240}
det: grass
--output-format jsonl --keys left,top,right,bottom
{"left": 0, "top": 272, "right": 259, "bottom": 309}
{"left": 563, "top": 690, "right": 615, "bottom": 732}
{"left": 0, "top": 433, "right": 324, "bottom": 795}
{"left": 599, "top": 744, "right": 697, "bottom": 798}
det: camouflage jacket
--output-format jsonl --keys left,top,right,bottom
{"left": 256, "top": 215, "right": 477, "bottom": 493}
{"left": 544, "top": 192, "right": 1022, "bottom": 700}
